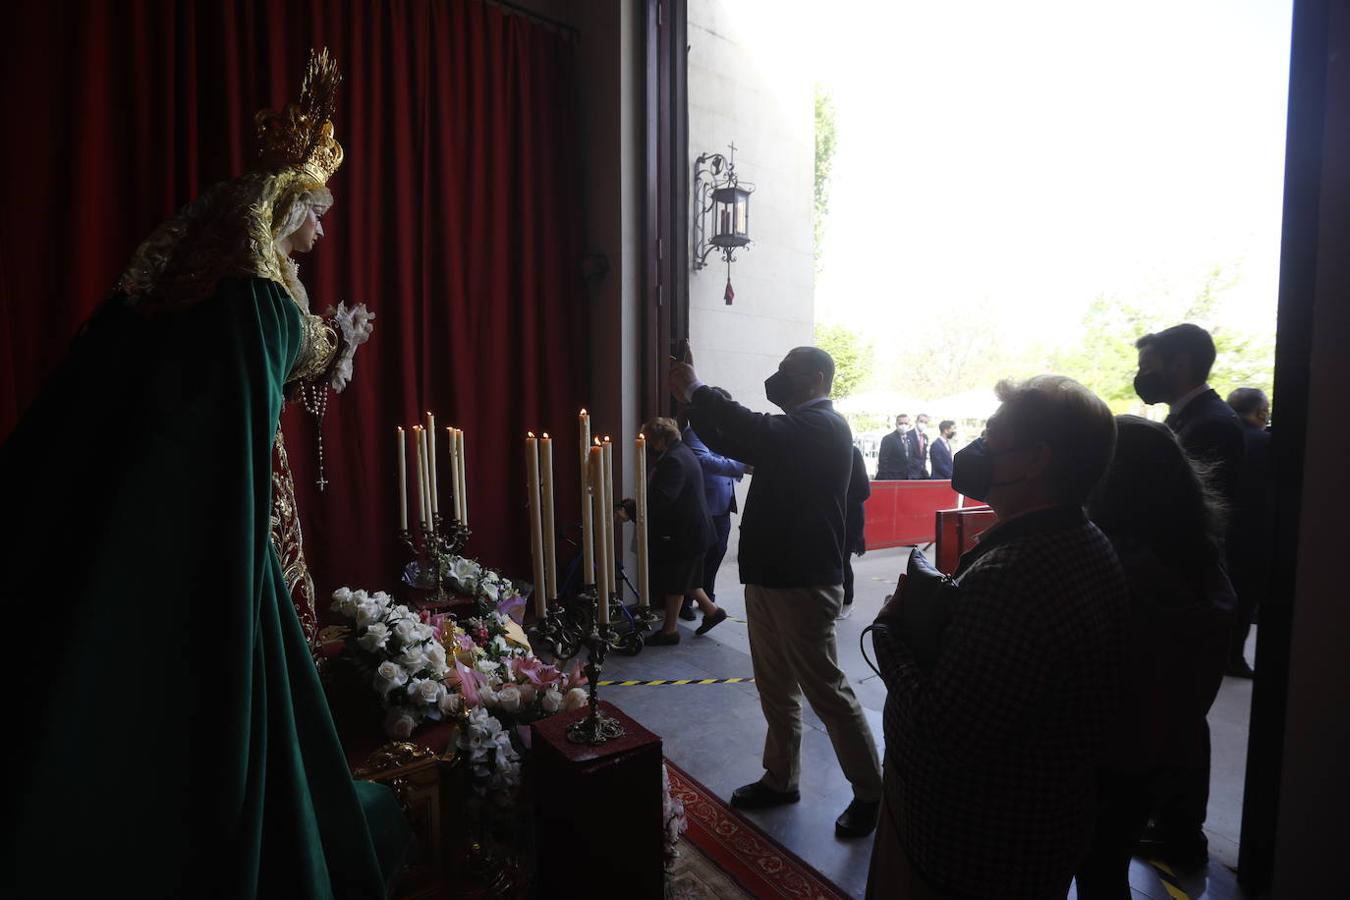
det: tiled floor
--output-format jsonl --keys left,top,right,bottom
{"left": 604, "top": 545, "right": 1255, "bottom": 900}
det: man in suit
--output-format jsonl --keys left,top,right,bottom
{"left": 683, "top": 392, "right": 750, "bottom": 620}
{"left": 876, "top": 414, "right": 911, "bottom": 480}
{"left": 636, "top": 417, "right": 726, "bottom": 645}
{"left": 906, "top": 413, "right": 932, "bottom": 479}
{"left": 671, "top": 346, "right": 884, "bottom": 839}
{"left": 930, "top": 419, "right": 956, "bottom": 479}
{"left": 1225, "top": 387, "right": 1274, "bottom": 678}
{"left": 1132, "top": 322, "right": 1244, "bottom": 866}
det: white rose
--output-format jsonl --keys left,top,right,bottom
{"left": 371, "top": 591, "right": 393, "bottom": 610}
{"left": 410, "top": 678, "right": 445, "bottom": 706}
{"left": 475, "top": 659, "right": 500, "bottom": 677}
{"left": 541, "top": 689, "right": 563, "bottom": 714}
{"left": 563, "top": 688, "right": 588, "bottom": 711}
{"left": 330, "top": 586, "right": 355, "bottom": 615}
{"left": 358, "top": 622, "right": 390, "bottom": 652}
{"left": 374, "top": 661, "right": 408, "bottom": 695}
{"left": 479, "top": 687, "right": 499, "bottom": 708}
{"left": 397, "top": 644, "right": 429, "bottom": 673}
{"left": 479, "top": 580, "right": 500, "bottom": 602}
{"left": 425, "top": 643, "right": 450, "bottom": 677}
{"left": 438, "top": 691, "right": 462, "bottom": 717}
{"left": 496, "top": 685, "right": 522, "bottom": 713}
{"left": 517, "top": 683, "right": 537, "bottom": 706}
{"left": 384, "top": 707, "right": 417, "bottom": 739}
{"left": 355, "top": 597, "right": 384, "bottom": 628}
{"left": 392, "top": 619, "right": 421, "bottom": 645}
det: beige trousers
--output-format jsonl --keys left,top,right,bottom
{"left": 744, "top": 583, "right": 883, "bottom": 802}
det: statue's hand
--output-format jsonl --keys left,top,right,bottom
{"left": 328, "top": 302, "right": 376, "bottom": 393}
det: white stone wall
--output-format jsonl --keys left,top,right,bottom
{"left": 687, "top": 0, "right": 817, "bottom": 563}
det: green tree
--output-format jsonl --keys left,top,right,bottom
{"left": 815, "top": 322, "right": 873, "bottom": 399}
{"left": 813, "top": 85, "right": 838, "bottom": 272}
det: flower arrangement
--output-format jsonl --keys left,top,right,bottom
{"left": 662, "top": 763, "right": 689, "bottom": 868}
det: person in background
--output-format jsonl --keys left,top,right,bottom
{"left": 867, "top": 375, "right": 1126, "bottom": 900}
{"left": 877, "top": 414, "right": 912, "bottom": 480}
{"left": 906, "top": 413, "right": 932, "bottom": 479}
{"left": 930, "top": 419, "right": 956, "bottom": 480}
{"left": 839, "top": 444, "right": 871, "bottom": 620}
{"left": 634, "top": 417, "right": 727, "bottom": 645}
{"left": 1224, "top": 387, "right": 1274, "bottom": 678}
{"left": 671, "top": 346, "right": 884, "bottom": 839}
{"left": 1132, "top": 323, "right": 1243, "bottom": 863}
{"left": 682, "top": 389, "right": 751, "bottom": 621}
{"left": 1076, "top": 416, "right": 1232, "bottom": 896}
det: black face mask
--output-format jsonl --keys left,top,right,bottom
{"left": 764, "top": 370, "right": 812, "bottom": 410}
{"left": 950, "top": 437, "right": 1029, "bottom": 502}
{"left": 1133, "top": 371, "right": 1170, "bottom": 405}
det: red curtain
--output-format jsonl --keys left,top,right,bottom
{"left": 0, "top": 0, "right": 585, "bottom": 595}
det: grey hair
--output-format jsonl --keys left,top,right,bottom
{"left": 994, "top": 374, "right": 1117, "bottom": 504}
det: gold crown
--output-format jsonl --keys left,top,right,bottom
{"left": 255, "top": 48, "right": 344, "bottom": 186}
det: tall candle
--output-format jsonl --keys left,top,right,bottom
{"left": 445, "top": 427, "right": 459, "bottom": 522}
{"left": 526, "top": 434, "right": 547, "bottom": 617}
{"left": 602, "top": 437, "right": 616, "bottom": 613}
{"left": 412, "top": 425, "right": 426, "bottom": 529}
{"left": 396, "top": 426, "right": 409, "bottom": 532}
{"left": 457, "top": 428, "right": 469, "bottom": 527}
{"left": 590, "top": 446, "right": 609, "bottom": 624}
{"left": 425, "top": 412, "right": 438, "bottom": 516}
{"left": 418, "top": 427, "right": 433, "bottom": 528}
{"left": 540, "top": 433, "right": 558, "bottom": 603}
{"left": 635, "top": 433, "right": 650, "bottom": 609}
{"left": 578, "top": 410, "right": 594, "bottom": 586}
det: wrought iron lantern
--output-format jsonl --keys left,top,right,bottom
{"left": 694, "top": 143, "right": 754, "bottom": 303}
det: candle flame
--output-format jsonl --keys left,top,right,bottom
{"left": 580, "top": 408, "right": 588, "bottom": 416}
{"left": 594, "top": 438, "right": 602, "bottom": 446}
{"left": 542, "top": 432, "right": 549, "bottom": 439}
{"left": 528, "top": 431, "right": 536, "bottom": 438}
{"left": 397, "top": 425, "right": 404, "bottom": 433}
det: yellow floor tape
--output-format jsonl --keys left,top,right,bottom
{"left": 1146, "top": 859, "right": 1191, "bottom": 900}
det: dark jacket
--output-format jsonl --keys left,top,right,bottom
{"left": 687, "top": 388, "right": 852, "bottom": 588}
{"left": 646, "top": 440, "right": 715, "bottom": 563}
{"left": 929, "top": 436, "right": 954, "bottom": 480}
{"left": 846, "top": 445, "right": 871, "bottom": 555}
{"left": 682, "top": 425, "right": 747, "bottom": 517}
{"left": 876, "top": 429, "right": 909, "bottom": 480}
{"left": 905, "top": 428, "right": 929, "bottom": 479}
{"left": 1166, "top": 389, "right": 1244, "bottom": 505}
{"left": 873, "top": 507, "right": 1128, "bottom": 899}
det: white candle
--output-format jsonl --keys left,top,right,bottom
{"left": 579, "top": 409, "right": 594, "bottom": 586}
{"left": 526, "top": 434, "right": 547, "bottom": 617}
{"left": 591, "top": 446, "right": 609, "bottom": 624}
{"left": 412, "top": 425, "right": 426, "bottom": 530}
{"left": 602, "top": 437, "right": 616, "bottom": 612}
{"left": 445, "top": 426, "right": 459, "bottom": 522}
{"left": 396, "top": 426, "right": 408, "bottom": 532}
{"left": 425, "top": 412, "right": 438, "bottom": 516}
{"left": 419, "top": 426, "right": 433, "bottom": 529}
{"left": 541, "top": 433, "right": 558, "bottom": 603}
{"left": 457, "top": 428, "right": 469, "bottom": 527}
{"left": 635, "top": 432, "right": 650, "bottom": 609}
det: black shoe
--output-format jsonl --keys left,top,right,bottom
{"left": 679, "top": 603, "right": 697, "bottom": 621}
{"left": 835, "top": 798, "right": 881, "bottom": 838}
{"left": 696, "top": 608, "right": 728, "bottom": 636}
{"left": 646, "top": 630, "right": 680, "bottom": 646}
{"left": 1226, "top": 659, "right": 1255, "bottom": 679}
{"left": 730, "top": 781, "right": 800, "bottom": 809}
{"left": 1135, "top": 829, "right": 1209, "bottom": 869}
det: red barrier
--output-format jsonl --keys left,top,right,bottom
{"left": 934, "top": 506, "right": 998, "bottom": 574}
{"left": 863, "top": 480, "right": 961, "bottom": 549}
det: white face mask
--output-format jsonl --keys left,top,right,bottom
{"left": 898, "top": 424, "right": 911, "bottom": 434}
{"left": 917, "top": 422, "right": 928, "bottom": 433}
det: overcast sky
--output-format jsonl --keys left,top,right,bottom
{"left": 734, "top": 0, "right": 1294, "bottom": 351}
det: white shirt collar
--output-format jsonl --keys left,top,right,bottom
{"left": 1170, "top": 383, "right": 1211, "bottom": 416}
{"left": 796, "top": 396, "right": 831, "bottom": 411}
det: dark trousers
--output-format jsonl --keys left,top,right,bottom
{"left": 1150, "top": 722, "right": 1212, "bottom": 839}
{"left": 1076, "top": 768, "right": 1153, "bottom": 900}
{"left": 700, "top": 512, "right": 732, "bottom": 601}
{"left": 843, "top": 553, "right": 856, "bottom": 606}
{"left": 1227, "top": 552, "right": 1267, "bottom": 665}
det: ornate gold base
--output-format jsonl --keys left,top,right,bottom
{"left": 566, "top": 710, "right": 626, "bottom": 745}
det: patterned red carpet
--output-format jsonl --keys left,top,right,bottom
{"left": 666, "top": 761, "right": 851, "bottom": 900}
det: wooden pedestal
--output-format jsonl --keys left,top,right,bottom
{"left": 530, "top": 702, "right": 664, "bottom": 899}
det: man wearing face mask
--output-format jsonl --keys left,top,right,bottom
{"left": 1131, "top": 324, "right": 1244, "bottom": 866}
{"left": 866, "top": 375, "right": 1127, "bottom": 899}
{"left": 670, "top": 347, "right": 884, "bottom": 839}
{"left": 1133, "top": 324, "right": 1244, "bottom": 505}
{"left": 930, "top": 420, "right": 957, "bottom": 480}
{"left": 907, "top": 414, "right": 932, "bottom": 479}
{"left": 877, "top": 414, "right": 912, "bottom": 480}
